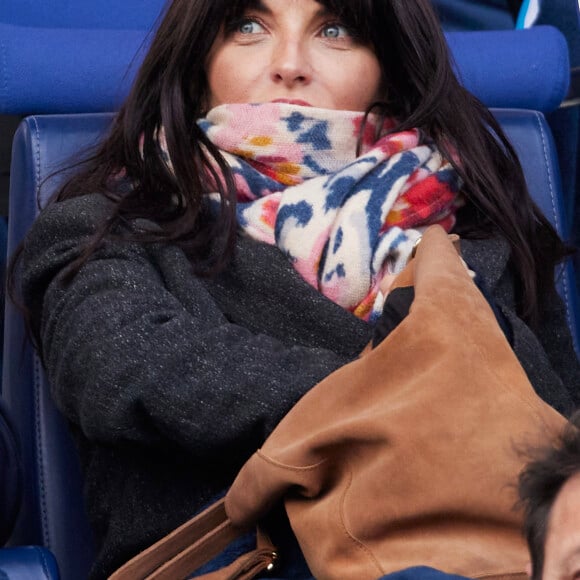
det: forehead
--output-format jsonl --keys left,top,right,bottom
{"left": 543, "top": 472, "right": 580, "bottom": 576}
{"left": 225, "top": 0, "right": 360, "bottom": 19}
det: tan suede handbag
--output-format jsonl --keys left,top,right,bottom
{"left": 111, "top": 226, "right": 566, "bottom": 580}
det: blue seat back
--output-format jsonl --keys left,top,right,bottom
{"left": 495, "top": 109, "right": 580, "bottom": 355}
{"left": 3, "top": 114, "right": 114, "bottom": 580}
{"left": 2, "top": 0, "right": 165, "bottom": 29}
{"left": 446, "top": 26, "right": 569, "bottom": 113}
{"left": 515, "top": 0, "right": 580, "bottom": 289}
{"left": 0, "top": 0, "right": 166, "bottom": 114}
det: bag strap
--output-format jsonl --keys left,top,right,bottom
{"left": 151, "top": 528, "right": 277, "bottom": 580}
{"left": 109, "top": 498, "right": 277, "bottom": 580}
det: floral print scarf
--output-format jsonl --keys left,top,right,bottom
{"left": 172, "top": 103, "right": 462, "bottom": 320}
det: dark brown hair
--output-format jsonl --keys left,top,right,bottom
{"left": 518, "top": 411, "right": 580, "bottom": 579}
{"left": 15, "top": 0, "right": 570, "bottom": 324}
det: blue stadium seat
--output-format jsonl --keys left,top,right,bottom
{"left": 0, "top": 20, "right": 570, "bottom": 115}
{"left": 0, "top": 547, "right": 59, "bottom": 579}
{"left": 0, "top": 0, "right": 165, "bottom": 114}
{"left": 495, "top": 109, "right": 580, "bottom": 355}
{"left": 446, "top": 26, "right": 569, "bottom": 113}
{"left": 516, "top": 0, "right": 580, "bottom": 69}
{"left": 0, "top": 394, "right": 58, "bottom": 578}
{"left": 516, "top": 0, "right": 580, "bottom": 291}
{"left": 2, "top": 115, "right": 113, "bottom": 580}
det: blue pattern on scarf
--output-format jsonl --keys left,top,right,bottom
{"left": 275, "top": 201, "right": 314, "bottom": 241}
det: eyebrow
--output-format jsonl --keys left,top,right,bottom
{"left": 244, "top": 0, "right": 268, "bottom": 12}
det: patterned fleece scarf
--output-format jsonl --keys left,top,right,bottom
{"left": 170, "top": 103, "right": 462, "bottom": 321}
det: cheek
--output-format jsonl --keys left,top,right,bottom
{"left": 357, "top": 57, "right": 383, "bottom": 102}
{"left": 207, "top": 54, "right": 232, "bottom": 105}
{"left": 333, "top": 55, "right": 383, "bottom": 110}
{"left": 363, "top": 52, "right": 383, "bottom": 89}
{"left": 207, "top": 50, "right": 255, "bottom": 106}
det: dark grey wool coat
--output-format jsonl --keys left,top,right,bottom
{"left": 20, "top": 193, "right": 580, "bottom": 578}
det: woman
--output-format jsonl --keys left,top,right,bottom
{"left": 13, "top": 0, "right": 580, "bottom": 577}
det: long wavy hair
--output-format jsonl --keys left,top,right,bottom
{"left": 16, "top": 0, "right": 569, "bottom": 325}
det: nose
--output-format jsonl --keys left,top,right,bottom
{"left": 270, "top": 39, "right": 312, "bottom": 88}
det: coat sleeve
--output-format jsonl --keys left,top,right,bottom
{"left": 20, "top": 195, "right": 362, "bottom": 460}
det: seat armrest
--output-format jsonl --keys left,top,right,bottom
{"left": 0, "top": 547, "right": 60, "bottom": 579}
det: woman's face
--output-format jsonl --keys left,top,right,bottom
{"left": 206, "top": 0, "right": 383, "bottom": 111}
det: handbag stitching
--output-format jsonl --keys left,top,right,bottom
{"left": 338, "top": 464, "right": 385, "bottom": 576}
{"left": 255, "top": 449, "right": 328, "bottom": 471}
{"left": 420, "top": 298, "right": 539, "bottom": 579}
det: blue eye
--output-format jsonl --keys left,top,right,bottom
{"left": 321, "top": 23, "right": 349, "bottom": 39}
{"left": 237, "top": 19, "right": 264, "bottom": 34}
